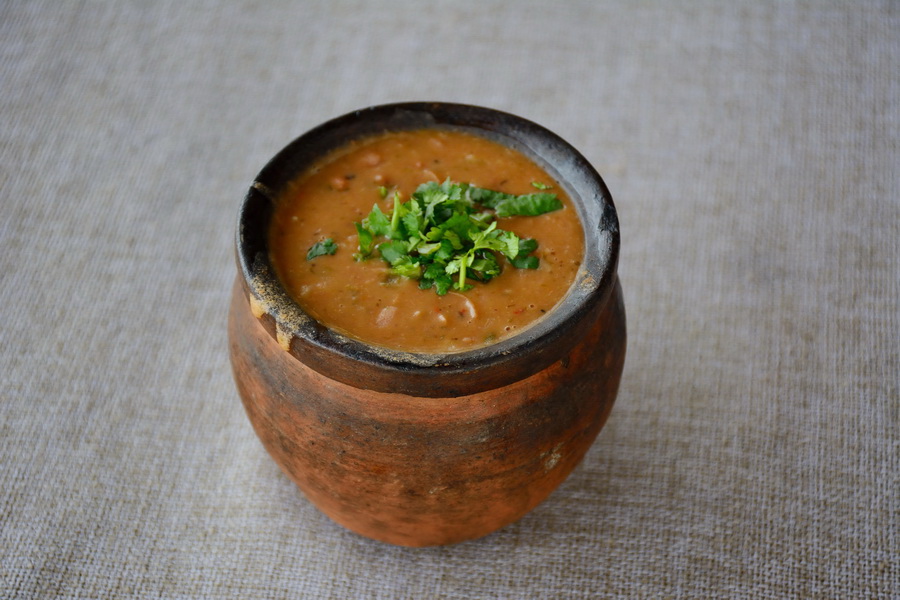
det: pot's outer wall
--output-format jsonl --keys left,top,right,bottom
{"left": 229, "top": 277, "right": 626, "bottom": 547}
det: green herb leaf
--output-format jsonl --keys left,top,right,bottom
{"left": 377, "top": 240, "right": 409, "bottom": 265}
{"left": 467, "top": 186, "right": 511, "bottom": 209}
{"left": 531, "top": 181, "right": 553, "bottom": 190}
{"left": 468, "top": 187, "right": 562, "bottom": 217}
{"left": 390, "top": 257, "right": 421, "bottom": 279}
{"left": 493, "top": 193, "right": 562, "bottom": 217}
{"left": 497, "top": 230, "right": 520, "bottom": 260}
{"left": 510, "top": 238, "right": 540, "bottom": 269}
{"left": 433, "top": 277, "right": 453, "bottom": 295}
{"left": 306, "top": 238, "right": 338, "bottom": 260}
{"left": 510, "top": 254, "right": 539, "bottom": 269}
{"left": 363, "top": 204, "right": 391, "bottom": 237}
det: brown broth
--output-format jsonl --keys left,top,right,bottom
{"left": 268, "top": 129, "right": 584, "bottom": 353}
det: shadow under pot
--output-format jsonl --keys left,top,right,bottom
{"left": 228, "top": 102, "right": 626, "bottom": 547}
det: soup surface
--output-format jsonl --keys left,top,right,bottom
{"left": 268, "top": 129, "right": 584, "bottom": 353}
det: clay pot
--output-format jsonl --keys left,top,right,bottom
{"left": 228, "top": 102, "right": 626, "bottom": 546}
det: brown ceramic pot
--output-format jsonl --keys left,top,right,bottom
{"left": 228, "top": 102, "right": 626, "bottom": 546}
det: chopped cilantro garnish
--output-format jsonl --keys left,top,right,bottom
{"left": 306, "top": 238, "right": 337, "bottom": 260}
{"left": 348, "top": 179, "right": 561, "bottom": 295}
{"left": 531, "top": 181, "right": 553, "bottom": 190}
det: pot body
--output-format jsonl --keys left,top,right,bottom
{"left": 228, "top": 276, "right": 626, "bottom": 547}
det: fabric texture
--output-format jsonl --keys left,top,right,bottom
{"left": 1, "top": 1, "right": 897, "bottom": 597}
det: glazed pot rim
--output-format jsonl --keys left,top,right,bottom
{"left": 236, "top": 102, "right": 619, "bottom": 396}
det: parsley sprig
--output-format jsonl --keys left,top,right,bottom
{"left": 351, "top": 179, "right": 561, "bottom": 295}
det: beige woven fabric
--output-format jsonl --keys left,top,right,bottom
{"left": 1, "top": 1, "right": 896, "bottom": 598}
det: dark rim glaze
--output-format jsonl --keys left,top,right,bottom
{"left": 237, "top": 102, "right": 619, "bottom": 397}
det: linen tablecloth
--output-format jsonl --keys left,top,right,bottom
{"left": 2, "top": 1, "right": 897, "bottom": 597}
